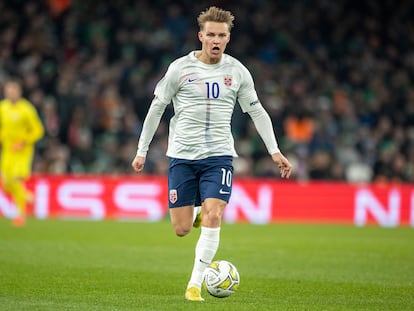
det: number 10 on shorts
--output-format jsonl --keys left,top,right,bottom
{"left": 221, "top": 168, "right": 232, "bottom": 187}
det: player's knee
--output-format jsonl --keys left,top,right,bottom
{"left": 203, "top": 209, "right": 223, "bottom": 227}
{"left": 173, "top": 224, "right": 191, "bottom": 237}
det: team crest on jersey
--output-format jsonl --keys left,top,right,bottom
{"left": 224, "top": 75, "right": 232, "bottom": 87}
{"left": 169, "top": 189, "right": 178, "bottom": 204}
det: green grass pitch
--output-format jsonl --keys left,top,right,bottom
{"left": 1, "top": 218, "right": 413, "bottom": 310}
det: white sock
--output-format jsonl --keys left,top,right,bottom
{"left": 193, "top": 205, "right": 201, "bottom": 222}
{"left": 187, "top": 226, "right": 220, "bottom": 289}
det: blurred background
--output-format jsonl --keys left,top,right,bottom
{"left": 0, "top": 0, "right": 413, "bottom": 183}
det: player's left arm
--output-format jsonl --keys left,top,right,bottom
{"left": 0, "top": 100, "right": 4, "bottom": 144}
{"left": 13, "top": 103, "right": 45, "bottom": 151}
{"left": 24, "top": 103, "right": 45, "bottom": 144}
{"left": 237, "top": 64, "right": 292, "bottom": 178}
{"left": 247, "top": 106, "right": 292, "bottom": 178}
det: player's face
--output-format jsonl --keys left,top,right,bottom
{"left": 4, "top": 82, "right": 22, "bottom": 103}
{"left": 198, "top": 21, "right": 230, "bottom": 64}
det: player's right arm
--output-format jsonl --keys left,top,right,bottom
{"left": 132, "top": 96, "right": 169, "bottom": 173}
{"left": 131, "top": 155, "right": 146, "bottom": 173}
{"left": 132, "top": 60, "right": 180, "bottom": 174}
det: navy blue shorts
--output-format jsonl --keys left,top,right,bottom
{"left": 168, "top": 156, "right": 233, "bottom": 208}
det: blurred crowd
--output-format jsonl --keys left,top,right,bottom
{"left": 0, "top": 0, "right": 413, "bottom": 183}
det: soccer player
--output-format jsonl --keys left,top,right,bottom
{"left": 131, "top": 6, "right": 292, "bottom": 301}
{"left": 0, "top": 79, "right": 45, "bottom": 226}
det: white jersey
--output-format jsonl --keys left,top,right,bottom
{"left": 137, "top": 51, "right": 279, "bottom": 160}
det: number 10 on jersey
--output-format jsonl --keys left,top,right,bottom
{"left": 206, "top": 82, "right": 220, "bottom": 99}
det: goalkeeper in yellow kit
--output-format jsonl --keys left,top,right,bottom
{"left": 0, "top": 80, "right": 44, "bottom": 226}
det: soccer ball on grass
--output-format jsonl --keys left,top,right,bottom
{"left": 203, "top": 260, "right": 240, "bottom": 298}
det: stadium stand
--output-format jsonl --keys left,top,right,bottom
{"left": 0, "top": 0, "right": 413, "bottom": 182}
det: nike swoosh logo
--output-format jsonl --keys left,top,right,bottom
{"left": 188, "top": 78, "right": 197, "bottom": 82}
{"left": 219, "top": 189, "right": 230, "bottom": 195}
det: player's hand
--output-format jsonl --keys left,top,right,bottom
{"left": 271, "top": 152, "right": 292, "bottom": 179}
{"left": 131, "top": 155, "right": 146, "bottom": 173}
{"left": 12, "top": 141, "right": 26, "bottom": 152}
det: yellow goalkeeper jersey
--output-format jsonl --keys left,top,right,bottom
{"left": 0, "top": 97, "right": 44, "bottom": 153}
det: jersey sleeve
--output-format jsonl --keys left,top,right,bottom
{"left": 136, "top": 96, "right": 169, "bottom": 157}
{"left": 154, "top": 62, "right": 180, "bottom": 104}
{"left": 236, "top": 64, "right": 260, "bottom": 113}
{"left": 136, "top": 63, "right": 180, "bottom": 157}
{"left": 24, "top": 102, "right": 45, "bottom": 144}
{"left": 236, "top": 62, "right": 280, "bottom": 155}
{"left": 248, "top": 106, "right": 280, "bottom": 155}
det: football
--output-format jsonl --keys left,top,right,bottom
{"left": 203, "top": 260, "right": 240, "bottom": 298}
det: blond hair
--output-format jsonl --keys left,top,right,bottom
{"left": 197, "top": 6, "right": 235, "bottom": 31}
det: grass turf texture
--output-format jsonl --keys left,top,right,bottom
{"left": 0, "top": 219, "right": 413, "bottom": 311}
